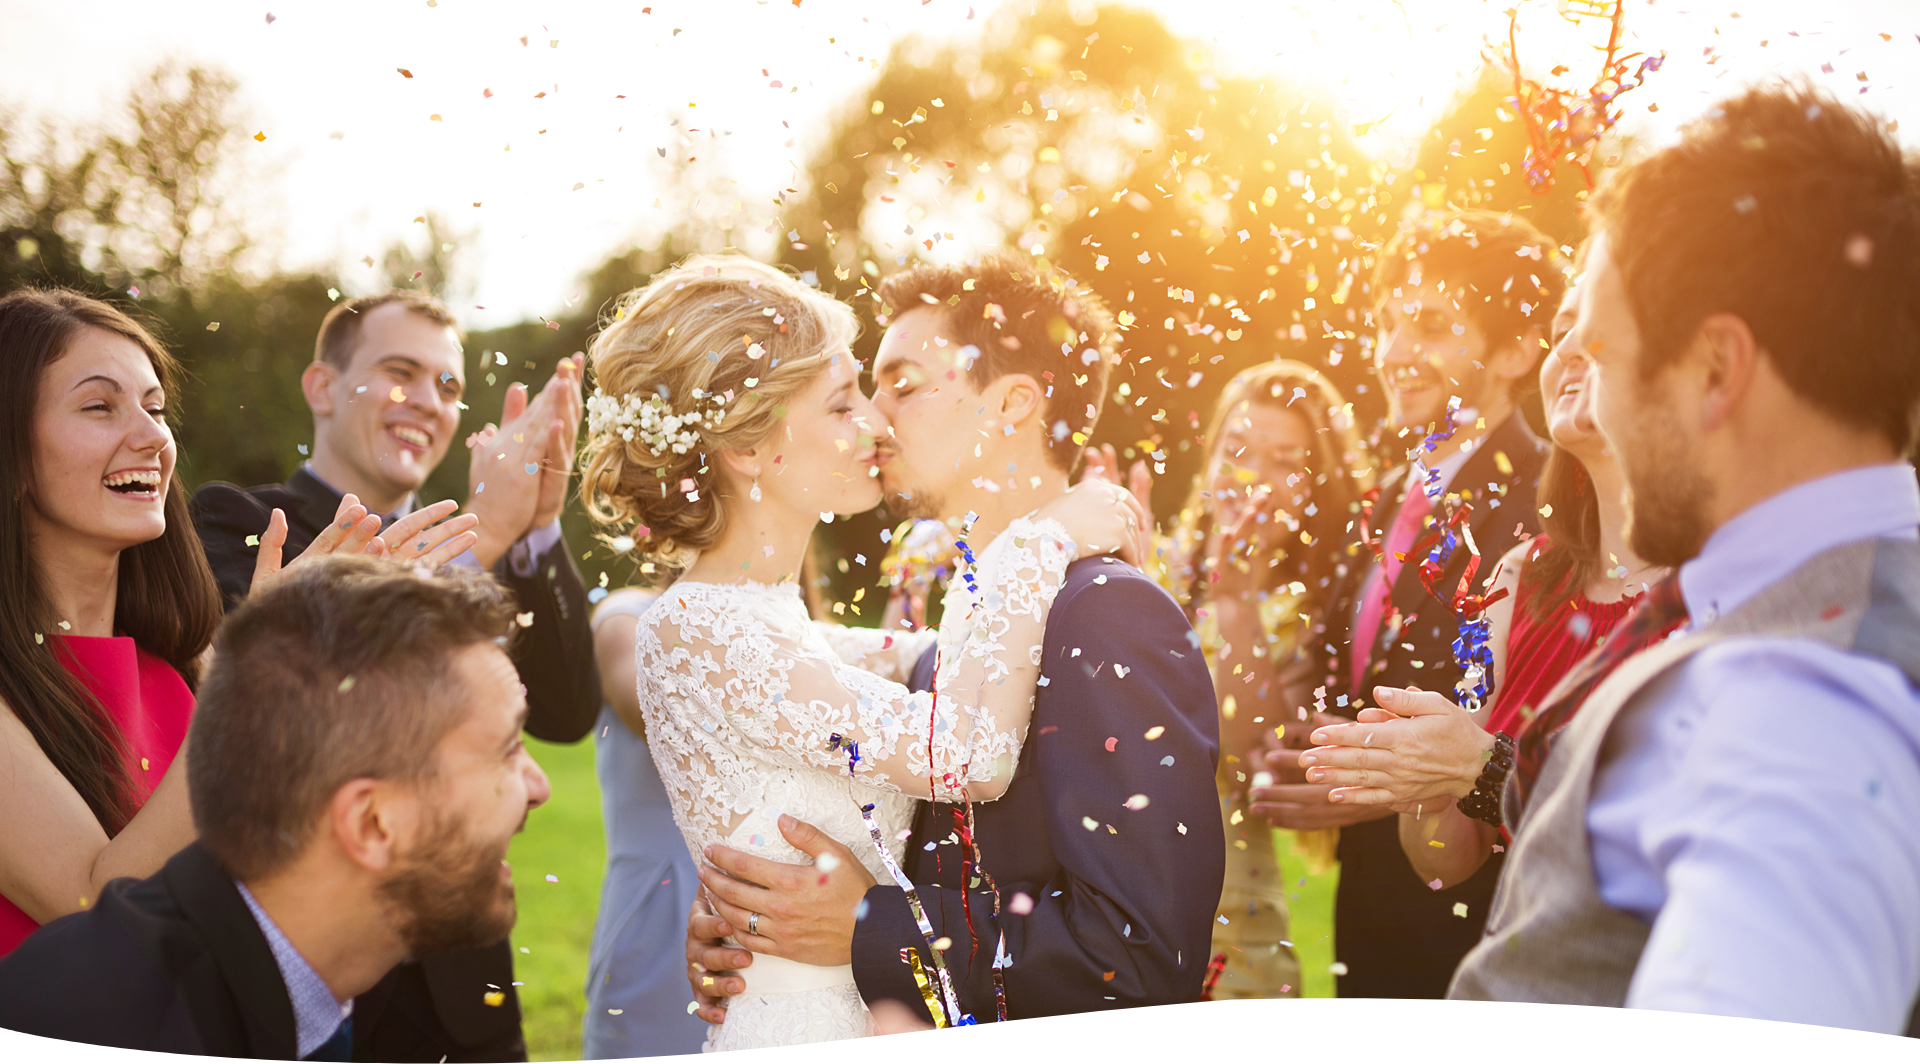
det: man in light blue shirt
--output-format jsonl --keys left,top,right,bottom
{"left": 1446, "top": 83, "right": 1920, "bottom": 1033}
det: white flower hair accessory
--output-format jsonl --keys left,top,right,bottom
{"left": 586, "top": 387, "right": 729, "bottom": 456}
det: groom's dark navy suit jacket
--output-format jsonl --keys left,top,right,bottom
{"left": 850, "top": 555, "right": 1225, "bottom": 1021}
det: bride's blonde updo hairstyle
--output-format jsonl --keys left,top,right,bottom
{"left": 581, "top": 254, "right": 859, "bottom": 563}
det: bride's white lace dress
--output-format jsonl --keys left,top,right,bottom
{"left": 633, "top": 517, "right": 1075, "bottom": 1051}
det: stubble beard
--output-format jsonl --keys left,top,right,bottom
{"left": 881, "top": 466, "right": 947, "bottom": 522}
{"left": 1618, "top": 390, "right": 1715, "bottom": 569}
{"left": 377, "top": 808, "right": 519, "bottom": 957}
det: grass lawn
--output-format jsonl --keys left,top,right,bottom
{"left": 505, "top": 737, "right": 1344, "bottom": 1061}
{"left": 509, "top": 737, "right": 606, "bottom": 1062}
{"left": 1271, "top": 829, "right": 1340, "bottom": 999}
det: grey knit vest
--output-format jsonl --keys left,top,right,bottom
{"left": 1449, "top": 536, "right": 1920, "bottom": 1036}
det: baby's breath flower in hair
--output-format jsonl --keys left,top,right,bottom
{"left": 585, "top": 388, "right": 729, "bottom": 456}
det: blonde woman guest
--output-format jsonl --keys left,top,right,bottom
{"left": 578, "top": 255, "right": 1144, "bottom": 1051}
{"left": 1089, "top": 360, "right": 1370, "bottom": 999}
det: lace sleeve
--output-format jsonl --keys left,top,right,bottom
{"left": 813, "top": 623, "right": 939, "bottom": 684}
{"left": 643, "top": 517, "right": 1073, "bottom": 802}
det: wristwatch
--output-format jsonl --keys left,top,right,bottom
{"left": 1456, "top": 731, "right": 1515, "bottom": 828}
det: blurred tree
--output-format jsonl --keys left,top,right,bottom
{"left": 103, "top": 62, "right": 256, "bottom": 297}
{"left": 772, "top": 0, "right": 1392, "bottom": 611}
{"left": 153, "top": 271, "right": 341, "bottom": 490}
{"left": 0, "top": 61, "right": 256, "bottom": 299}
{"left": 0, "top": 59, "right": 326, "bottom": 494}
{"left": 380, "top": 209, "right": 473, "bottom": 302}
{"left": 1404, "top": 64, "right": 1592, "bottom": 252}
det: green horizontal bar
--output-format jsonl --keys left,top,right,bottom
{"left": 956, "top": 1021, "right": 1858, "bottom": 1052}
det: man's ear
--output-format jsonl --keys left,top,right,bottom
{"left": 991, "top": 373, "right": 1045, "bottom": 430}
{"left": 301, "top": 361, "right": 339, "bottom": 418}
{"left": 1691, "top": 312, "right": 1760, "bottom": 433}
{"left": 328, "top": 777, "right": 406, "bottom": 874}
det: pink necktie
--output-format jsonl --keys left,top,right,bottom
{"left": 1349, "top": 481, "right": 1435, "bottom": 694}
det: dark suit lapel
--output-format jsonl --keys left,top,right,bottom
{"left": 161, "top": 843, "right": 298, "bottom": 1059}
{"left": 284, "top": 467, "right": 344, "bottom": 548}
{"left": 1387, "top": 413, "right": 1541, "bottom": 619}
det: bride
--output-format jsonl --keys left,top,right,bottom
{"left": 578, "top": 255, "right": 1143, "bottom": 1051}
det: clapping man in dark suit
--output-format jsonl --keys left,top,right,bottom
{"left": 0, "top": 558, "right": 550, "bottom": 1060}
{"left": 681, "top": 253, "right": 1226, "bottom": 1026}
{"left": 1249, "top": 210, "right": 1561, "bottom": 999}
{"left": 189, "top": 291, "right": 597, "bottom": 1060}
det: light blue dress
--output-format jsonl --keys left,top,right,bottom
{"left": 581, "top": 593, "right": 708, "bottom": 1059}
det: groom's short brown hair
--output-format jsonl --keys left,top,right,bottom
{"left": 187, "top": 556, "right": 515, "bottom": 879}
{"left": 878, "top": 251, "right": 1119, "bottom": 472}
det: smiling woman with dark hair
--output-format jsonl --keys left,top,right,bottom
{"left": 0, "top": 288, "right": 221, "bottom": 956}
{"left": 0, "top": 287, "right": 476, "bottom": 960}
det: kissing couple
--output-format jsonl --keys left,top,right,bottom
{"left": 575, "top": 251, "right": 1226, "bottom": 1050}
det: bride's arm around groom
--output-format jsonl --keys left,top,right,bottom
{"left": 693, "top": 556, "right": 1225, "bottom": 1022}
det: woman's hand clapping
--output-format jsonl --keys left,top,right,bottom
{"left": 1294, "top": 686, "right": 1498, "bottom": 809}
{"left": 249, "top": 495, "right": 480, "bottom": 596}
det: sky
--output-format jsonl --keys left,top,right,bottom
{"left": 4, "top": 0, "right": 1916, "bottom": 328}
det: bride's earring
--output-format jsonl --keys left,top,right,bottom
{"left": 749, "top": 476, "right": 763, "bottom": 503}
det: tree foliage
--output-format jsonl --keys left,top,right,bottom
{"left": 0, "top": 15, "right": 1607, "bottom": 609}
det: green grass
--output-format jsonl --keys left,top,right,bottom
{"left": 503, "top": 739, "right": 1344, "bottom": 1062}
{"left": 509, "top": 737, "right": 606, "bottom": 1062}
{"left": 1272, "top": 829, "right": 1340, "bottom": 998}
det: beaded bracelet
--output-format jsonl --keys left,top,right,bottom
{"left": 1456, "top": 731, "right": 1515, "bottom": 828}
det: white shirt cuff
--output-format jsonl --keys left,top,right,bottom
{"left": 508, "top": 519, "right": 565, "bottom": 578}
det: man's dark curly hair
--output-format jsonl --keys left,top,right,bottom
{"left": 878, "top": 251, "right": 1120, "bottom": 472}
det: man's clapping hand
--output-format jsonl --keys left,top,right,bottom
{"left": 462, "top": 356, "right": 583, "bottom": 567}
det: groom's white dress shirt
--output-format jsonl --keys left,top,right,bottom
{"left": 1588, "top": 463, "right": 1920, "bottom": 1032}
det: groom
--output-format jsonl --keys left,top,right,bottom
{"left": 685, "top": 252, "right": 1225, "bottom": 1024}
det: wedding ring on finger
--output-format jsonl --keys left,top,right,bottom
{"left": 747, "top": 911, "right": 760, "bottom": 936}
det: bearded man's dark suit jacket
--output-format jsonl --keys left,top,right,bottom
{"left": 0, "top": 843, "right": 303, "bottom": 1058}
{"left": 1311, "top": 412, "right": 1546, "bottom": 1000}
{"left": 849, "top": 555, "right": 1225, "bottom": 1022}
{"left": 190, "top": 466, "right": 598, "bottom": 1062}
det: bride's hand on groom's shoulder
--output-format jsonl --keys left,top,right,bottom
{"left": 1038, "top": 478, "right": 1151, "bottom": 567}
{"left": 695, "top": 815, "right": 876, "bottom": 970}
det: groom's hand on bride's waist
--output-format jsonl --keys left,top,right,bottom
{"left": 696, "top": 813, "right": 877, "bottom": 969}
